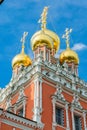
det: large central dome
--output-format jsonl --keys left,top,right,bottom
{"left": 30, "top": 7, "right": 60, "bottom": 53}
{"left": 31, "top": 29, "right": 60, "bottom": 52}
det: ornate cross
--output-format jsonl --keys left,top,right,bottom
{"left": 38, "top": 6, "right": 49, "bottom": 30}
{"left": 20, "top": 32, "right": 28, "bottom": 46}
{"left": 62, "top": 28, "right": 72, "bottom": 48}
{"left": 20, "top": 32, "right": 28, "bottom": 53}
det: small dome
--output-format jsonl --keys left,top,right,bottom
{"left": 59, "top": 47, "right": 79, "bottom": 65}
{"left": 12, "top": 53, "right": 32, "bottom": 69}
{"left": 31, "top": 29, "right": 60, "bottom": 52}
{"left": 12, "top": 45, "right": 32, "bottom": 69}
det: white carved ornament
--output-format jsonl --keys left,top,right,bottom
{"left": 17, "top": 87, "right": 25, "bottom": 102}
{"left": 54, "top": 85, "right": 65, "bottom": 101}
{"left": 72, "top": 93, "right": 82, "bottom": 109}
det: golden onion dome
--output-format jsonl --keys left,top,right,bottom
{"left": 31, "top": 29, "right": 60, "bottom": 52}
{"left": 30, "top": 6, "right": 60, "bottom": 52}
{"left": 12, "top": 32, "right": 32, "bottom": 69}
{"left": 59, "top": 28, "right": 79, "bottom": 65}
{"left": 59, "top": 47, "right": 79, "bottom": 65}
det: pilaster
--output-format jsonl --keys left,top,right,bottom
{"left": 83, "top": 110, "right": 87, "bottom": 130}
{"left": 52, "top": 98, "right": 56, "bottom": 130}
{"left": 71, "top": 106, "right": 75, "bottom": 130}
{"left": 65, "top": 103, "right": 70, "bottom": 130}
{"left": 33, "top": 76, "right": 43, "bottom": 124}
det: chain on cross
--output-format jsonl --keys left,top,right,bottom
{"left": 62, "top": 28, "right": 72, "bottom": 48}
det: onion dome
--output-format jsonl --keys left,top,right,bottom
{"left": 30, "top": 7, "right": 60, "bottom": 52}
{"left": 12, "top": 32, "right": 32, "bottom": 69}
{"left": 59, "top": 47, "right": 79, "bottom": 65}
{"left": 59, "top": 28, "right": 79, "bottom": 65}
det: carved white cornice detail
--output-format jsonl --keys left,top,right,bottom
{"left": 53, "top": 85, "right": 65, "bottom": 102}
{"left": 0, "top": 108, "right": 43, "bottom": 129}
{"left": 72, "top": 93, "right": 82, "bottom": 109}
{"left": 17, "top": 87, "right": 25, "bottom": 102}
{"left": 0, "top": 54, "right": 87, "bottom": 102}
{"left": 6, "top": 97, "right": 12, "bottom": 110}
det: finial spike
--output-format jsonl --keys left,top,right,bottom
{"left": 38, "top": 6, "right": 49, "bottom": 30}
{"left": 62, "top": 28, "right": 72, "bottom": 48}
{"left": 20, "top": 32, "right": 28, "bottom": 53}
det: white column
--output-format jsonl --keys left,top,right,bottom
{"left": 49, "top": 49, "right": 51, "bottom": 62}
{"left": 14, "top": 106, "right": 17, "bottom": 114}
{"left": 65, "top": 103, "right": 70, "bottom": 130}
{"left": 52, "top": 98, "right": 56, "bottom": 130}
{"left": 40, "top": 80, "right": 42, "bottom": 112}
{"left": 23, "top": 100, "right": 26, "bottom": 117}
{"left": 33, "top": 77, "right": 42, "bottom": 123}
{"left": 71, "top": 106, "right": 75, "bottom": 130}
{"left": 36, "top": 80, "right": 39, "bottom": 107}
{"left": 44, "top": 46, "right": 46, "bottom": 61}
{"left": 52, "top": 98, "right": 56, "bottom": 123}
{"left": 83, "top": 111, "right": 87, "bottom": 130}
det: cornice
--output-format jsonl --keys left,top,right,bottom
{"left": 0, "top": 54, "right": 87, "bottom": 102}
{"left": 0, "top": 109, "right": 43, "bottom": 129}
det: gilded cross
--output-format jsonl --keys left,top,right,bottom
{"left": 62, "top": 28, "right": 72, "bottom": 48}
{"left": 38, "top": 6, "right": 49, "bottom": 30}
{"left": 20, "top": 32, "right": 28, "bottom": 53}
{"left": 20, "top": 32, "right": 28, "bottom": 46}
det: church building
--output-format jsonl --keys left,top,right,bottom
{"left": 0, "top": 7, "right": 87, "bottom": 130}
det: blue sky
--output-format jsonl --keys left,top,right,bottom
{"left": 0, "top": 0, "right": 87, "bottom": 87}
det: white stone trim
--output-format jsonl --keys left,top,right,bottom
{"left": 54, "top": 85, "right": 65, "bottom": 102}
{"left": 33, "top": 77, "right": 43, "bottom": 124}
{"left": 52, "top": 96, "right": 66, "bottom": 129}
{"left": 65, "top": 103, "right": 70, "bottom": 130}
{"left": 83, "top": 111, "right": 87, "bottom": 130}
{"left": 72, "top": 93, "right": 82, "bottom": 110}
{"left": 2, "top": 119, "right": 34, "bottom": 130}
{"left": 1, "top": 57, "right": 87, "bottom": 102}
{"left": 23, "top": 100, "right": 26, "bottom": 117}
{"left": 44, "top": 46, "right": 46, "bottom": 61}
{"left": 71, "top": 107, "right": 75, "bottom": 130}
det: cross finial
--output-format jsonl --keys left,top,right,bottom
{"left": 38, "top": 6, "right": 49, "bottom": 31}
{"left": 20, "top": 32, "right": 28, "bottom": 53}
{"left": 62, "top": 28, "right": 72, "bottom": 48}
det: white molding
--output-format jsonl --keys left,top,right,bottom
{"left": 0, "top": 109, "right": 43, "bottom": 129}
{"left": 83, "top": 111, "right": 87, "bottom": 130}
{"left": 1, "top": 58, "right": 87, "bottom": 102}
{"left": 54, "top": 85, "right": 65, "bottom": 102}
{"left": 2, "top": 119, "right": 34, "bottom": 130}
{"left": 70, "top": 107, "right": 75, "bottom": 130}
{"left": 33, "top": 77, "right": 43, "bottom": 125}
{"left": 65, "top": 103, "right": 70, "bottom": 130}
{"left": 72, "top": 93, "right": 82, "bottom": 110}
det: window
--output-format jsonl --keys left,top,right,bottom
{"left": 56, "top": 107, "right": 64, "bottom": 126}
{"left": 74, "top": 115, "right": 81, "bottom": 130}
{"left": 18, "top": 108, "right": 23, "bottom": 116}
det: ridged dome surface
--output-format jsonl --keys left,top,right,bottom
{"left": 12, "top": 52, "right": 32, "bottom": 69}
{"left": 31, "top": 29, "right": 60, "bottom": 52}
{"left": 59, "top": 47, "right": 79, "bottom": 65}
